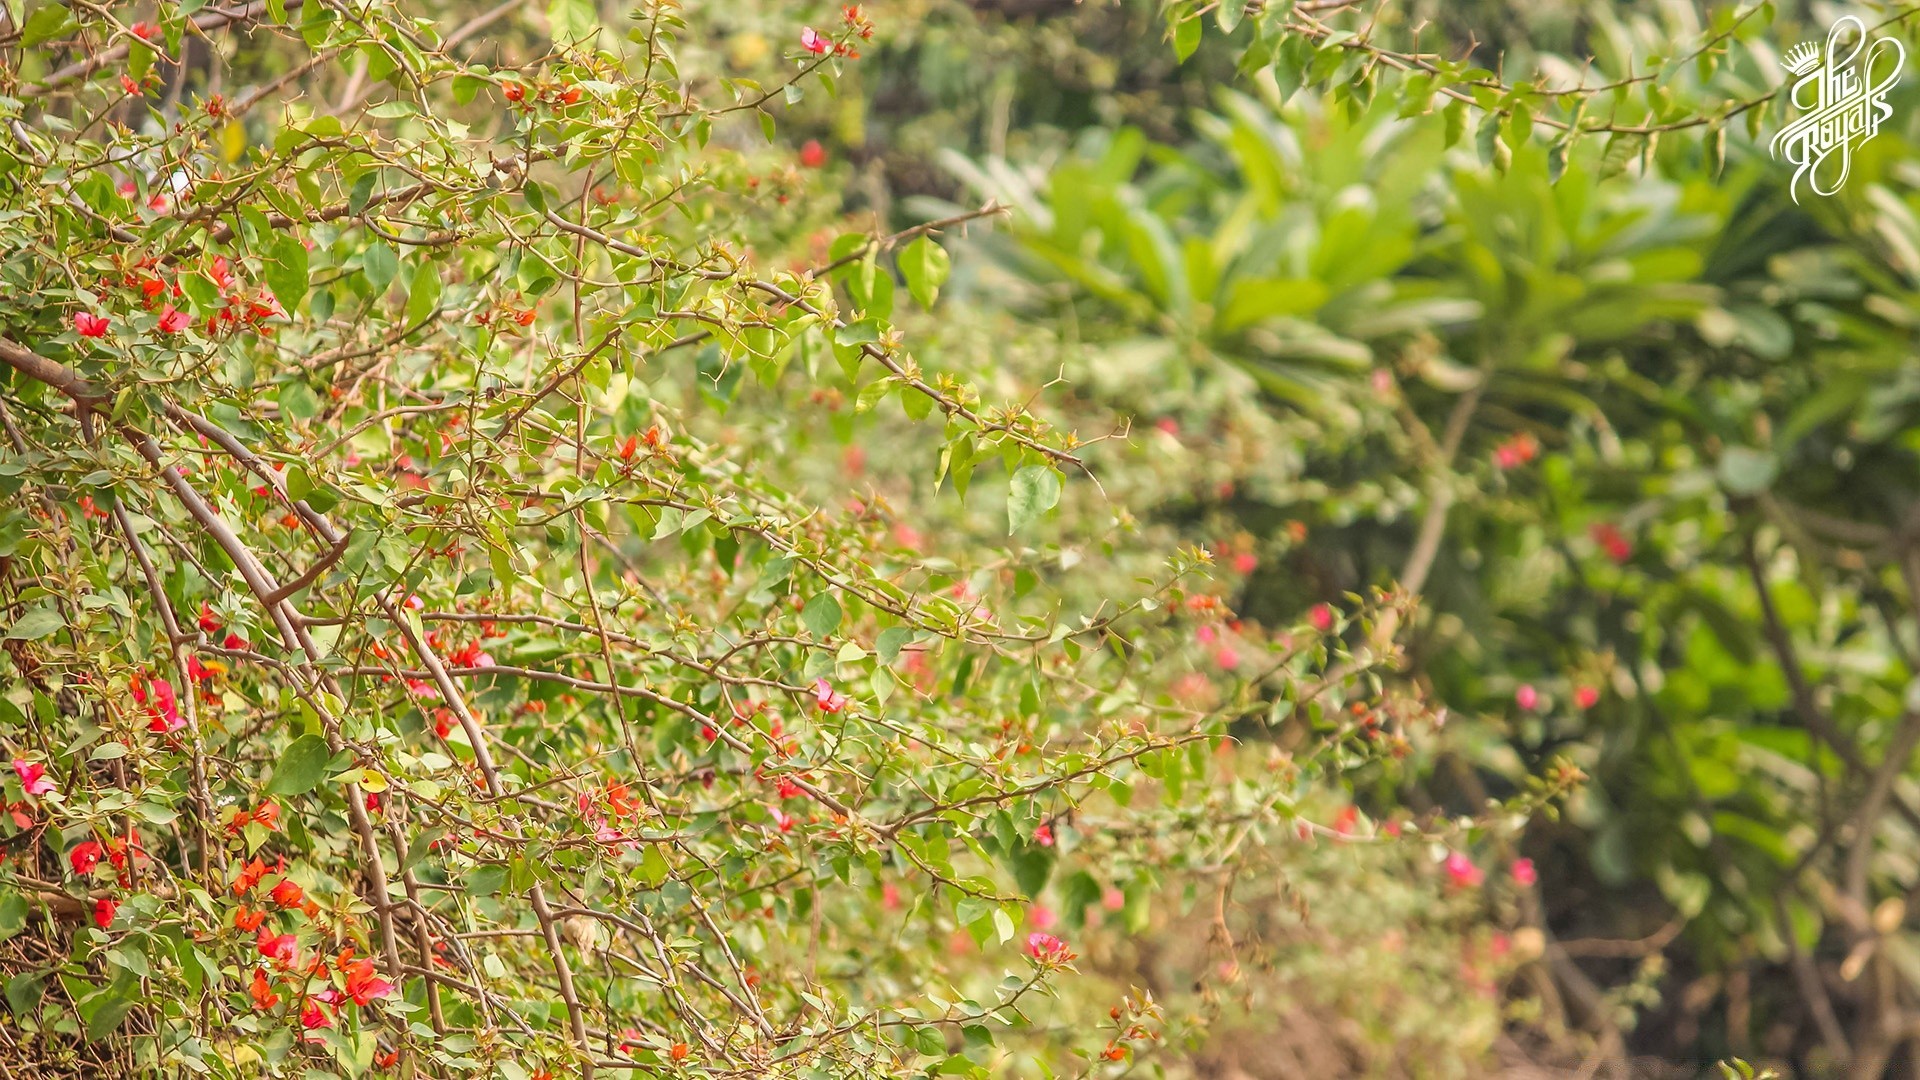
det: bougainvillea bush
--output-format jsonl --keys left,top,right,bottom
{"left": 0, "top": 1, "right": 1574, "bottom": 1077}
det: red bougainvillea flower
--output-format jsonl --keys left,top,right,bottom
{"left": 1308, "top": 603, "right": 1334, "bottom": 633}
{"left": 1444, "top": 851, "right": 1483, "bottom": 889}
{"left": 799, "top": 139, "right": 827, "bottom": 168}
{"left": 813, "top": 677, "right": 848, "bottom": 713}
{"left": 1590, "top": 521, "right": 1632, "bottom": 563}
{"left": 503, "top": 81, "right": 524, "bottom": 102}
{"left": 1033, "top": 823, "right": 1054, "bottom": 848}
{"left": 119, "top": 74, "right": 140, "bottom": 95}
{"left": 93, "top": 897, "right": 119, "bottom": 928}
{"left": 156, "top": 304, "right": 190, "bottom": 333}
{"left": 1514, "top": 684, "right": 1538, "bottom": 711}
{"left": 301, "top": 1003, "right": 333, "bottom": 1030}
{"left": 69, "top": 840, "right": 105, "bottom": 875}
{"left": 233, "top": 905, "right": 265, "bottom": 932}
{"left": 208, "top": 255, "right": 232, "bottom": 290}
{"left": 670, "top": 1043, "right": 690, "bottom": 1061}
{"left": 770, "top": 807, "right": 796, "bottom": 833}
{"left": 800, "top": 26, "right": 831, "bottom": 53}
{"left": 1574, "top": 685, "right": 1600, "bottom": 710}
{"left": 130, "top": 21, "right": 159, "bottom": 40}
{"left": 73, "top": 312, "right": 110, "bottom": 338}
{"left": 343, "top": 958, "right": 395, "bottom": 1005}
{"left": 1025, "top": 932, "right": 1074, "bottom": 964}
{"left": 559, "top": 85, "right": 582, "bottom": 105}
{"left": 776, "top": 776, "right": 803, "bottom": 800}
{"left": 1493, "top": 431, "right": 1539, "bottom": 470}
{"left": 12, "top": 759, "right": 55, "bottom": 797}
{"left": 133, "top": 673, "right": 183, "bottom": 733}
{"left": 269, "top": 878, "right": 305, "bottom": 909}
{"left": 1511, "top": 858, "right": 1538, "bottom": 888}
{"left": 257, "top": 928, "right": 298, "bottom": 963}
{"left": 248, "top": 968, "right": 279, "bottom": 1010}
{"left": 232, "top": 857, "right": 268, "bottom": 894}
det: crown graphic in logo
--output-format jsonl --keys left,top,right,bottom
{"left": 1784, "top": 39, "right": 1823, "bottom": 75}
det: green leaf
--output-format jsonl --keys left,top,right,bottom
{"left": 406, "top": 260, "right": 442, "bottom": 327}
{"left": 3, "top": 605, "right": 63, "bottom": 641}
{"left": 362, "top": 243, "right": 398, "bottom": 294}
{"left": 1007, "top": 465, "right": 1063, "bottom": 534}
{"left": 876, "top": 627, "right": 914, "bottom": 663}
{"left": 267, "top": 734, "right": 332, "bottom": 796}
{"left": 802, "top": 592, "right": 843, "bottom": 639}
{"left": 0, "top": 891, "right": 26, "bottom": 941}
{"left": 21, "top": 4, "right": 78, "bottom": 46}
{"left": 264, "top": 232, "right": 310, "bottom": 313}
{"left": 1171, "top": 15, "right": 1201, "bottom": 62}
{"left": 547, "top": 0, "right": 597, "bottom": 43}
{"left": 1717, "top": 447, "right": 1778, "bottom": 496}
{"left": 5, "top": 972, "right": 44, "bottom": 1018}
{"left": 898, "top": 236, "right": 950, "bottom": 310}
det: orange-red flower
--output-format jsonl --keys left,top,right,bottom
{"left": 248, "top": 968, "right": 279, "bottom": 1010}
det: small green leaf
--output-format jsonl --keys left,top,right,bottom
{"left": 802, "top": 592, "right": 843, "bottom": 638}
{"left": 876, "top": 627, "right": 914, "bottom": 663}
{"left": 361, "top": 243, "right": 398, "bottom": 294}
{"left": 1718, "top": 447, "right": 1779, "bottom": 495}
{"left": 3, "top": 606, "right": 63, "bottom": 641}
{"left": 267, "top": 734, "right": 332, "bottom": 796}
{"left": 0, "top": 891, "right": 27, "bottom": 941}
{"left": 21, "top": 5, "right": 78, "bottom": 47}
{"left": 406, "top": 260, "right": 442, "bottom": 327}
{"left": 1171, "top": 15, "right": 1201, "bottom": 62}
{"left": 898, "top": 236, "right": 950, "bottom": 310}
{"left": 264, "top": 231, "right": 309, "bottom": 313}
{"left": 1007, "top": 465, "right": 1063, "bottom": 534}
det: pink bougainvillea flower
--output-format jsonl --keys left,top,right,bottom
{"left": 1574, "top": 685, "right": 1600, "bottom": 710}
{"left": 1033, "top": 823, "right": 1054, "bottom": 848}
{"left": 1444, "top": 851, "right": 1483, "bottom": 889}
{"left": 12, "top": 759, "right": 55, "bottom": 797}
{"left": 1511, "top": 858, "right": 1538, "bottom": 888}
{"left": 1308, "top": 603, "right": 1334, "bottom": 633}
{"left": 257, "top": 929, "right": 298, "bottom": 963}
{"left": 73, "top": 312, "right": 110, "bottom": 338}
{"left": 70, "top": 840, "right": 105, "bottom": 875}
{"left": 800, "top": 26, "right": 831, "bottom": 53}
{"left": 156, "top": 304, "right": 190, "bottom": 333}
{"left": 1514, "top": 684, "right": 1538, "bottom": 711}
{"left": 1024, "top": 932, "right": 1074, "bottom": 963}
{"left": 301, "top": 1003, "right": 333, "bottom": 1030}
{"left": 813, "top": 677, "right": 848, "bottom": 714}
{"left": 134, "top": 673, "right": 182, "bottom": 733}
